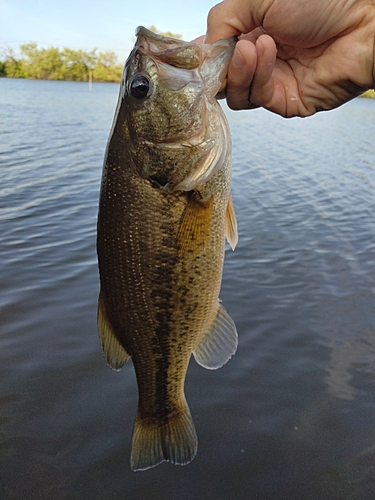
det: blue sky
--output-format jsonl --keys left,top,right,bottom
{"left": 0, "top": 0, "right": 219, "bottom": 62}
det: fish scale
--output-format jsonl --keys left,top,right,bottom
{"left": 97, "top": 26, "right": 238, "bottom": 471}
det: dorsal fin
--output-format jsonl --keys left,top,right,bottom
{"left": 225, "top": 194, "right": 238, "bottom": 250}
{"left": 177, "top": 192, "right": 213, "bottom": 259}
{"left": 193, "top": 303, "right": 237, "bottom": 370}
{"left": 98, "top": 293, "right": 130, "bottom": 370}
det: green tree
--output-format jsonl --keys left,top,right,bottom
{"left": 40, "top": 47, "right": 65, "bottom": 79}
{"left": 147, "top": 25, "right": 182, "bottom": 39}
{"left": 20, "top": 42, "right": 40, "bottom": 78}
{"left": 61, "top": 47, "right": 97, "bottom": 81}
{"left": 360, "top": 89, "right": 375, "bottom": 98}
{"left": 1, "top": 46, "right": 25, "bottom": 77}
{"left": 93, "top": 51, "right": 122, "bottom": 82}
{"left": 19, "top": 43, "right": 65, "bottom": 79}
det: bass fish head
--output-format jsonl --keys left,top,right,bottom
{"left": 123, "top": 26, "right": 235, "bottom": 143}
{"left": 112, "top": 26, "right": 236, "bottom": 191}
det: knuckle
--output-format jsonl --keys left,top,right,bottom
{"left": 207, "top": 5, "right": 219, "bottom": 24}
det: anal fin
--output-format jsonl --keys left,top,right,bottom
{"left": 193, "top": 303, "right": 237, "bottom": 370}
{"left": 177, "top": 191, "right": 213, "bottom": 259}
{"left": 98, "top": 292, "right": 130, "bottom": 370}
{"left": 225, "top": 194, "right": 238, "bottom": 250}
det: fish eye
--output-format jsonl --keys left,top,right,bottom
{"left": 130, "top": 75, "right": 151, "bottom": 99}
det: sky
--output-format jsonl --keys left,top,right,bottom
{"left": 0, "top": 0, "right": 219, "bottom": 62}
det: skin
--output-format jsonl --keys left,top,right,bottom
{"left": 204, "top": 0, "right": 375, "bottom": 117}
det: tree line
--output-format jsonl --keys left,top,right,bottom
{"left": 0, "top": 29, "right": 182, "bottom": 83}
{"left": 0, "top": 43, "right": 123, "bottom": 82}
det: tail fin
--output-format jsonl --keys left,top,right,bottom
{"left": 130, "top": 402, "right": 197, "bottom": 471}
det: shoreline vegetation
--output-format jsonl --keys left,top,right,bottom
{"left": 360, "top": 89, "right": 375, "bottom": 98}
{"left": 0, "top": 43, "right": 123, "bottom": 83}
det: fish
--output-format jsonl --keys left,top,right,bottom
{"left": 97, "top": 26, "right": 238, "bottom": 471}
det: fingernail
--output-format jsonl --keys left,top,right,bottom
{"left": 231, "top": 49, "right": 245, "bottom": 69}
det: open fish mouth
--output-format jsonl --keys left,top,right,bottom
{"left": 135, "top": 26, "right": 206, "bottom": 70}
{"left": 134, "top": 26, "right": 237, "bottom": 91}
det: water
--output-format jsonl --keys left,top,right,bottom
{"left": 1, "top": 77, "right": 374, "bottom": 500}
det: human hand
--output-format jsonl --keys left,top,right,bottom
{"left": 206, "top": 0, "right": 375, "bottom": 117}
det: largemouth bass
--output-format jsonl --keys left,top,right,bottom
{"left": 97, "top": 26, "right": 238, "bottom": 471}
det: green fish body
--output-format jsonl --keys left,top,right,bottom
{"left": 97, "top": 27, "right": 238, "bottom": 471}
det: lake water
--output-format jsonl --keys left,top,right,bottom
{"left": 1, "top": 77, "right": 374, "bottom": 500}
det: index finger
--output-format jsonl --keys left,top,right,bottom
{"left": 205, "top": 0, "right": 265, "bottom": 43}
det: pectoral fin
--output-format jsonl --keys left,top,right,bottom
{"left": 177, "top": 192, "right": 213, "bottom": 259}
{"left": 193, "top": 303, "right": 237, "bottom": 370}
{"left": 98, "top": 293, "right": 130, "bottom": 370}
{"left": 225, "top": 194, "right": 238, "bottom": 250}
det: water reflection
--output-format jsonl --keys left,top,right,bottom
{"left": 324, "top": 330, "right": 375, "bottom": 401}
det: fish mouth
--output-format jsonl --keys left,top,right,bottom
{"left": 134, "top": 26, "right": 237, "bottom": 87}
{"left": 135, "top": 26, "right": 202, "bottom": 70}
